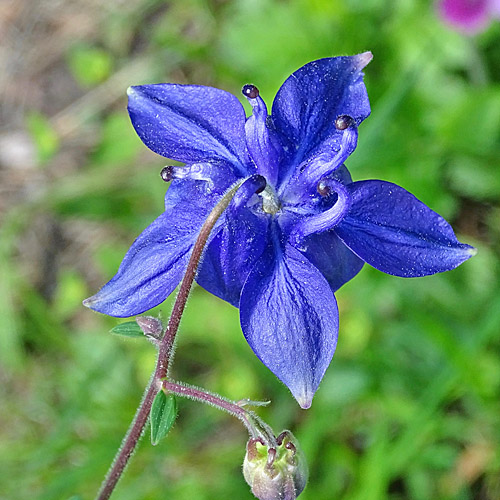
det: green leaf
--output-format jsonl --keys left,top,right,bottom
{"left": 109, "top": 321, "right": 143, "bottom": 338}
{"left": 151, "top": 390, "right": 177, "bottom": 446}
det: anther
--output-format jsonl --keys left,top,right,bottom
{"left": 160, "top": 166, "right": 174, "bottom": 182}
{"left": 242, "top": 84, "right": 260, "bottom": 99}
{"left": 335, "top": 115, "right": 355, "bottom": 131}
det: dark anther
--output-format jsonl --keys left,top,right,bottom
{"left": 317, "top": 180, "right": 331, "bottom": 197}
{"left": 335, "top": 115, "right": 355, "bottom": 131}
{"left": 242, "top": 84, "right": 260, "bottom": 99}
{"left": 160, "top": 166, "right": 174, "bottom": 182}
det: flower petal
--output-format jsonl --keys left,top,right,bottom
{"left": 272, "top": 53, "right": 372, "bottom": 184}
{"left": 437, "top": 0, "right": 491, "bottom": 34}
{"left": 163, "top": 165, "right": 238, "bottom": 207}
{"left": 334, "top": 180, "right": 476, "bottom": 277}
{"left": 240, "top": 239, "right": 339, "bottom": 408}
{"left": 197, "top": 177, "right": 269, "bottom": 307}
{"left": 243, "top": 89, "right": 280, "bottom": 185}
{"left": 197, "top": 208, "right": 269, "bottom": 307}
{"left": 128, "top": 84, "right": 249, "bottom": 173}
{"left": 84, "top": 180, "right": 215, "bottom": 317}
{"left": 302, "top": 231, "right": 364, "bottom": 292}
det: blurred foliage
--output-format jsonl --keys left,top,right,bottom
{"left": 1, "top": 0, "right": 500, "bottom": 499}
{"left": 67, "top": 44, "right": 114, "bottom": 88}
{"left": 25, "top": 111, "right": 60, "bottom": 165}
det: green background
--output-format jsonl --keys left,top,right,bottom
{"left": 1, "top": 0, "right": 499, "bottom": 499}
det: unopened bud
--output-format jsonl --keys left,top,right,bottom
{"left": 243, "top": 431, "right": 308, "bottom": 500}
{"left": 135, "top": 316, "right": 163, "bottom": 342}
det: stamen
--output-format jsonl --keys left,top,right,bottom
{"left": 289, "top": 179, "right": 351, "bottom": 245}
{"left": 260, "top": 184, "right": 281, "bottom": 215}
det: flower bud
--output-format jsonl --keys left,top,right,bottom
{"left": 243, "top": 431, "right": 308, "bottom": 500}
{"left": 135, "top": 316, "right": 163, "bottom": 342}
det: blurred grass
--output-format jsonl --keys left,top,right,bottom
{"left": 1, "top": 0, "right": 499, "bottom": 499}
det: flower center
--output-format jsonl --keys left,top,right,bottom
{"left": 260, "top": 184, "right": 281, "bottom": 215}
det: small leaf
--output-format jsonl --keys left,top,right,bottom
{"left": 151, "top": 390, "right": 177, "bottom": 445}
{"left": 109, "top": 321, "right": 143, "bottom": 338}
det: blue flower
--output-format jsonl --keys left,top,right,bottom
{"left": 84, "top": 53, "right": 474, "bottom": 408}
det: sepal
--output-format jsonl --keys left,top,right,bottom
{"left": 335, "top": 180, "right": 476, "bottom": 277}
{"left": 240, "top": 238, "right": 338, "bottom": 408}
{"left": 127, "top": 84, "right": 249, "bottom": 172}
{"left": 243, "top": 431, "right": 308, "bottom": 500}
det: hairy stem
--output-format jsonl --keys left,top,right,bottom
{"left": 95, "top": 179, "right": 249, "bottom": 500}
{"left": 165, "top": 380, "right": 256, "bottom": 434}
{"left": 164, "top": 380, "right": 274, "bottom": 442}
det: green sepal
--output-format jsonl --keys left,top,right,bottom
{"left": 150, "top": 390, "right": 177, "bottom": 446}
{"left": 109, "top": 321, "right": 143, "bottom": 338}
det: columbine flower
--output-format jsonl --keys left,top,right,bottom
{"left": 437, "top": 0, "right": 500, "bottom": 34}
{"left": 84, "top": 53, "right": 474, "bottom": 408}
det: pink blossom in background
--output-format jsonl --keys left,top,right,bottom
{"left": 437, "top": 0, "right": 500, "bottom": 34}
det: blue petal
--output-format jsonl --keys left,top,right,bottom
{"left": 197, "top": 178, "right": 269, "bottom": 306}
{"left": 84, "top": 181, "right": 216, "bottom": 317}
{"left": 334, "top": 180, "right": 476, "bottom": 277}
{"left": 163, "top": 167, "right": 238, "bottom": 208}
{"left": 161, "top": 161, "right": 239, "bottom": 197}
{"left": 128, "top": 84, "right": 249, "bottom": 173}
{"left": 272, "top": 53, "right": 372, "bottom": 184}
{"left": 197, "top": 208, "right": 269, "bottom": 307}
{"left": 243, "top": 92, "right": 280, "bottom": 185}
{"left": 302, "top": 231, "right": 364, "bottom": 292}
{"left": 289, "top": 179, "right": 351, "bottom": 244}
{"left": 240, "top": 239, "right": 339, "bottom": 408}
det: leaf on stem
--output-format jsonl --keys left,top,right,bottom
{"left": 151, "top": 390, "right": 177, "bottom": 446}
{"left": 109, "top": 321, "right": 144, "bottom": 338}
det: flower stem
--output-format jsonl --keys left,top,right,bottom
{"left": 163, "top": 380, "right": 277, "bottom": 447}
{"left": 95, "top": 178, "right": 253, "bottom": 500}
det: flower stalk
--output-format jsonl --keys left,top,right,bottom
{"left": 95, "top": 176, "right": 263, "bottom": 500}
{"left": 163, "top": 380, "right": 276, "bottom": 447}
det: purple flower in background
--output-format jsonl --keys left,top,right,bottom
{"left": 84, "top": 53, "right": 475, "bottom": 408}
{"left": 437, "top": 0, "right": 500, "bottom": 34}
